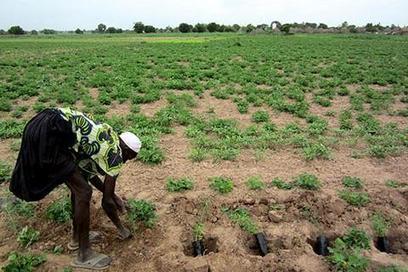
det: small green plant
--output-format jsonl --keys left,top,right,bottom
{"left": 236, "top": 99, "right": 249, "bottom": 113}
{"left": 385, "top": 180, "right": 399, "bottom": 188}
{"left": 192, "top": 222, "right": 204, "bottom": 241}
{"left": 294, "top": 173, "right": 321, "bottom": 190}
{"left": 327, "top": 238, "right": 369, "bottom": 272}
{"left": 251, "top": 110, "right": 269, "bottom": 123}
{"left": 0, "top": 161, "right": 12, "bottom": 183}
{"left": 127, "top": 199, "right": 157, "bottom": 229}
{"left": 5, "top": 199, "right": 35, "bottom": 217}
{"left": 224, "top": 207, "right": 259, "bottom": 234}
{"left": 302, "top": 141, "right": 331, "bottom": 160}
{"left": 339, "top": 110, "right": 353, "bottom": 130}
{"left": 342, "top": 176, "right": 364, "bottom": 189}
{"left": 166, "top": 177, "right": 194, "bottom": 192}
{"left": 17, "top": 226, "right": 40, "bottom": 248}
{"left": 52, "top": 245, "right": 64, "bottom": 255}
{"left": 371, "top": 213, "right": 391, "bottom": 237}
{"left": 339, "top": 190, "right": 370, "bottom": 207}
{"left": 3, "top": 251, "right": 46, "bottom": 272}
{"left": 378, "top": 265, "right": 408, "bottom": 272}
{"left": 189, "top": 148, "right": 207, "bottom": 162}
{"left": 45, "top": 196, "right": 72, "bottom": 223}
{"left": 209, "top": 177, "right": 234, "bottom": 194}
{"left": 342, "top": 228, "right": 371, "bottom": 250}
{"left": 270, "top": 178, "right": 293, "bottom": 190}
{"left": 246, "top": 176, "right": 265, "bottom": 190}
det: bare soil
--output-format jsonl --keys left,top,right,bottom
{"left": 0, "top": 93, "right": 407, "bottom": 271}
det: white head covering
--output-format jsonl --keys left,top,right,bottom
{"left": 119, "top": 132, "right": 142, "bottom": 153}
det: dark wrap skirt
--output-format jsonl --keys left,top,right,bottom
{"left": 10, "top": 109, "right": 77, "bottom": 201}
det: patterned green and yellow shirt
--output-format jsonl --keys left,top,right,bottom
{"left": 57, "top": 108, "right": 123, "bottom": 179}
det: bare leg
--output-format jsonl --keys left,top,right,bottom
{"left": 71, "top": 192, "right": 78, "bottom": 244}
{"left": 66, "top": 168, "right": 93, "bottom": 262}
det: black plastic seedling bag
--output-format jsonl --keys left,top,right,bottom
{"left": 255, "top": 233, "right": 268, "bottom": 256}
{"left": 376, "top": 237, "right": 390, "bottom": 253}
{"left": 314, "top": 235, "right": 329, "bottom": 256}
{"left": 193, "top": 240, "right": 205, "bottom": 257}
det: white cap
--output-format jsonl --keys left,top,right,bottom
{"left": 119, "top": 132, "right": 142, "bottom": 153}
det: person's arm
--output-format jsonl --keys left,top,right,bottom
{"left": 89, "top": 175, "right": 126, "bottom": 213}
{"left": 101, "top": 175, "right": 132, "bottom": 239}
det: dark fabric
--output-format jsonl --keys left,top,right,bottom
{"left": 10, "top": 109, "right": 77, "bottom": 201}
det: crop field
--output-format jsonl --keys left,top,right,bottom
{"left": 0, "top": 33, "right": 407, "bottom": 271}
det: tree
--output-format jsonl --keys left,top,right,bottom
{"left": 106, "top": 27, "right": 117, "bottom": 33}
{"left": 116, "top": 28, "right": 123, "bottom": 33}
{"left": 365, "top": 23, "right": 376, "bottom": 33}
{"left": 97, "top": 23, "right": 106, "bottom": 33}
{"left": 232, "top": 24, "right": 241, "bottom": 32}
{"left": 245, "top": 24, "right": 255, "bottom": 33}
{"left": 0, "top": 29, "right": 6, "bottom": 35}
{"left": 193, "top": 23, "right": 207, "bottom": 33}
{"left": 207, "top": 22, "right": 220, "bottom": 32}
{"left": 144, "top": 25, "right": 156, "bottom": 33}
{"left": 133, "top": 22, "right": 144, "bottom": 33}
{"left": 280, "top": 24, "right": 291, "bottom": 34}
{"left": 75, "top": 28, "right": 84, "bottom": 34}
{"left": 318, "top": 23, "right": 328, "bottom": 29}
{"left": 179, "top": 23, "right": 193, "bottom": 33}
{"left": 30, "top": 30, "right": 38, "bottom": 35}
{"left": 41, "top": 29, "right": 56, "bottom": 34}
{"left": 8, "top": 25, "right": 25, "bottom": 35}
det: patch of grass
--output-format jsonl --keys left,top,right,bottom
{"left": 245, "top": 176, "right": 265, "bottom": 190}
{"left": 294, "top": 173, "right": 321, "bottom": 190}
{"left": 0, "top": 161, "right": 12, "bottom": 183}
{"left": 302, "top": 141, "right": 331, "bottom": 160}
{"left": 0, "top": 120, "right": 26, "bottom": 139}
{"left": 3, "top": 251, "right": 46, "bottom": 272}
{"left": 17, "top": 226, "right": 40, "bottom": 248}
{"left": 270, "top": 178, "right": 293, "bottom": 190}
{"left": 45, "top": 196, "right": 72, "bottom": 223}
{"left": 137, "top": 136, "right": 165, "bottom": 164}
{"left": 339, "top": 190, "right": 370, "bottom": 207}
{"left": 251, "top": 110, "right": 269, "bottom": 123}
{"left": 378, "top": 265, "right": 408, "bottom": 272}
{"left": 371, "top": 213, "right": 391, "bottom": 237}
{"left": 5, "top": 199, "right": 35, "bottom": 217}
{"left": 235, "top": 99, "right": 249, "bottom": 114}
{"left": 224, "top": 207, "right": 259, "bottom": 234}
{"left": 342, "top": 176, "right": 364, "bottom": 189}
{"left": 127, "top": 199, "right": 157, "bottom": 229}
{"left": 166, "top": 177, "right": 194, "bottom": 192}
{"left": 209, "top": 177, "right": 234, "bottom": 194}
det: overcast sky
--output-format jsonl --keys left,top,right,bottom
{"left": 1, "top": 0, "right": 407, "bottom": 31}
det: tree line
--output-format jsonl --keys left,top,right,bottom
{"left": 2, "top": 21, "right": 407, "bottom": 35}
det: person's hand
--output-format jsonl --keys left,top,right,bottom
{"left": 113, "top": 194, "right": 127, "bottom": 214}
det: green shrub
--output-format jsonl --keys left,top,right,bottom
{"left": 209, "top": 177, "right": 234, "bottom": 194}
{"left": 371, "top": 213, "right": 391, "bottom": 237}
{"left": 342, "top": 176, "right": 364, "bottom": 189}
{"left": 339, "top": 110, "right": 353, "bottom": 130}
{"left": 270, "top": 178, "right": 293, "bottom": 190}
{"left": 294, "top": 173, "right": 321, "bottom": 190}
{"left": 137, "top": 137, "right": 164, "bottom": 164}
{"left": 189, "top": 148, "right": 207, "bottom": 162}
{"left": 5, "top": 199, "right": 35, "bottom": 217}
{"left": 224, "top": 207, "right": 259, "bottom": 234}
{"left": 343, "top": 228, "right": 370, "bottom": 250}
{"left": 0, "top": 161, "right": 12, "bottom": 183}
{"left": 17, "top": 226, "right": 40, "bottom": 248}
{"left": 3, "top": 251, "right": 46, "bottom": 272}
{"left": 0, "top": 120, "right": 26, "bottom": 139}
{"left": 251, "top": 110, "right": 269, "bottom": 123}
{"left": 245, "top": 176, "right": 265, "bottom": 190}
{"left": 166, "top": 177, "right": 194, "bottom": 192}
{"left": 127, "top": 199, "right": 157, "bottom": 229}
{"left": 236, "top": 99, "right": 249, "bottom": 114}
{"left": 307, "top": 118, "right": 328, "bottom": 136}
{"left": 0, "top": 99, "right": 12, "bottom": 112}
{"left": 302, "top": 141, "right": 331, "bottom": 160}
{"left": 45, "top": 196, "right": 72, "bottom": 223}
{"left": 339, "top": 190, "right": 370, "bottom": 207}
{"left": 327, "top": 238, "right": 369, "bottom": 272}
